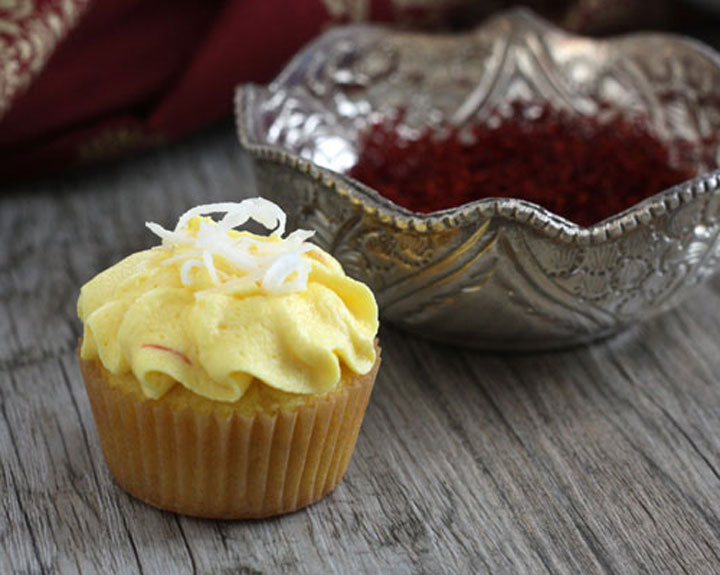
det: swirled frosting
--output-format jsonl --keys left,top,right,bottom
{"left": 77, "top": 200, "right": 379, "bottom": 403}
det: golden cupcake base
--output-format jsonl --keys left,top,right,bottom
{"left": 80, "top": 355, "right": 378, "bottom": 519}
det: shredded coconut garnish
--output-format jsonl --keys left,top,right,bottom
{"left": 146, "top": 199, "right": 317, "bottom": 294}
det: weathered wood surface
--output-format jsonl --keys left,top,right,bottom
{"left": 2, "top": 125, "right": 720, "bottom": 575}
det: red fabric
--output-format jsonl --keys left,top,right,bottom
{"left": 0, "top": 0, "right": 455, "bottom": 180}
{"left": 0, "top": 0, "right": 220, "bottom": 178}
{"left": 1, "top": 0, "right": 218, "bottom": 147}
{"left": 148, "top": 0, "right": 330, "bottom": 137}
{"left": 0, "top": 0, "right": 679, "bottom": 181}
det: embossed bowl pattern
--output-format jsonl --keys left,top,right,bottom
{"left": 235, "top": 9, "right": 720, "bottom": 349}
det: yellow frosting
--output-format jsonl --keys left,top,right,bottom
{"left": 78, "top": 214, "right": 378, "bottom": 403}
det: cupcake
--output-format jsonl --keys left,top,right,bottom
{"left": 77, "top": 198, "right": 380, "bottom": 518}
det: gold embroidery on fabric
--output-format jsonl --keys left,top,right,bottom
{"left": 389, "top": 0, "right": 451, "bottom": 7}
{"left": 0, "top": 0, "right": 34, "bottom": 35}
{"left": 322, "top": 0, "right": 369, "bottom": 21}
{"left": 78, "top": 127, "right": 166, "bottom": 163}
{"left": 0, "top": 0, "right": 90, "bottom": 119}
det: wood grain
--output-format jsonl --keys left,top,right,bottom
{"left": 2, "top": 125, "right": 720, "bottom": 574}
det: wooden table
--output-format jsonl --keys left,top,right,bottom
{"left": 3, "top": 125, "right": 720, "bottom": 574}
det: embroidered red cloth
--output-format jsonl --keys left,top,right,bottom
{"left": 0, "top": 0, "right": 675, "bottom": 181}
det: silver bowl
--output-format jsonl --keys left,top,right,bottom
{"left": 235, "top": 8, "right": 720, "bottom": 350}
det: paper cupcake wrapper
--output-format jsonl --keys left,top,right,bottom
{"left": 80, "top": 358, "right": 377, "bottom": 519}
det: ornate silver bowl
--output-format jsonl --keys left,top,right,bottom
{"left": 235, "top": 9, "right": 720, "bottom": 350}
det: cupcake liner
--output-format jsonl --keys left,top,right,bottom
{"left": 80, "top": 356, "right": 378, "bottom": 519}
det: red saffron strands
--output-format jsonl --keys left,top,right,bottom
{"left": 349, "top": 105, "right": 703, "bottom": 226}
{"left": 140, "top": 343, "right": 192, "bottom": 365}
